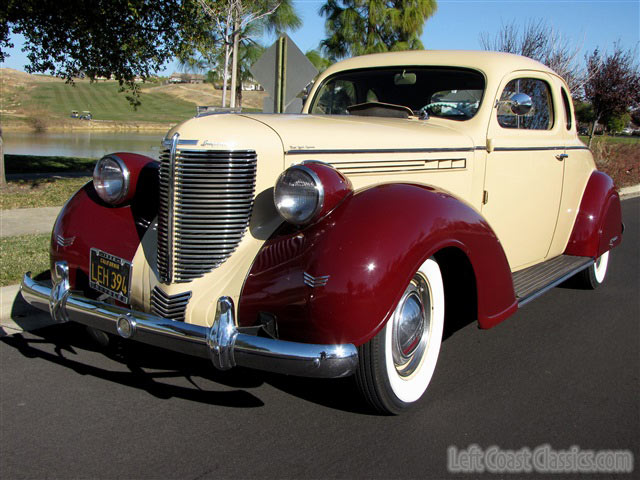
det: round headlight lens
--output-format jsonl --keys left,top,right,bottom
{"left": 93, "top": 156, "right": 129, "bottom": 205}
{"left": 274, "top": 166, "right": 323, "bottom": 225}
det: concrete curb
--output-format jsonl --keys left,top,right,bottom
{"left": 0, "top": 284, "right": 55, "bottom": 336}
{"left": 619, "top": 184, "right": 640, "bottom": 200}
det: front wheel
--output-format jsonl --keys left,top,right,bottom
{"left": 356, "top": 258, "right": 445, "bottom": 414}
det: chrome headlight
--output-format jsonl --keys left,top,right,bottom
{"left": 93, "top": 155, "right": 130, "bottom": 205}
{"left": 274, "top": 165, "right": 324, "bottom": 225}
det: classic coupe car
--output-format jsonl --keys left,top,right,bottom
{"left": 22, "top": 51, "right": 622, "bottom": 414}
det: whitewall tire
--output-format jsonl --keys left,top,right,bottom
{"left": 356, "top": 257, "right": 445, "bottom": 414}
{"left": 576, "top": 251, "right": 610, "bottom": 289}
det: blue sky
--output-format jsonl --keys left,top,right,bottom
{"left": 2, "top": 0, "right": 638, "bottom": 73}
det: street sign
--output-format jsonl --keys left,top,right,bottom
{"left": 251, "top": 34, "right": 318, "bottom": 113}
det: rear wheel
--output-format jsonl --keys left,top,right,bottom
{"left": 356, "top": 258, "right": 445, "bottom": 414}
{"left": 576, "top": 251, "right": 610, "bottom": 289}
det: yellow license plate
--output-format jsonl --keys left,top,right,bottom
{"left": 89, "top": 248, "right": 132, "bottom": 303}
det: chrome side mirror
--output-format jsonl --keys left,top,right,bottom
{"left": 508, "top": 93, "right": 532, "bottom": 115}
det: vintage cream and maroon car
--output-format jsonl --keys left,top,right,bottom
{"left": 21, "top": 51, "right": 623, "bottom": 414}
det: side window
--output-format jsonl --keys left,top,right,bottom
{"left": 561, "top": 88, "right": 573, "bottom": 130}
{"left": 310, "top": 79, "right": 357, "bottom": 114}
{"left": 497, "top": 78, "right": 554, "bottom": 130}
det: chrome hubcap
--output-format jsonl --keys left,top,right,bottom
{"left": 391, "top": 275, "right": 431, "bottom": 377}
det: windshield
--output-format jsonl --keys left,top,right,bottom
{"left": 309, "top": 66, "right": 485, "bottom": 120}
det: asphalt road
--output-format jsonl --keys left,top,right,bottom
{"left": 1, "top": 198, "right": 638, "bottom": 480}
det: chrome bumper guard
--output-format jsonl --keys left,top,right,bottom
{"left": 20, "top": 262, "right": 358, "bottom": 379}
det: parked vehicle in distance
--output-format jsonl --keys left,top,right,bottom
{"left": 21, "top": 51, "right": 623, "bottom": 414}
{"left": 79, "top": 111, "right": 92, "bottom": 120}
{"left": 70, "top": 110, "right": 79, "bottom": 118}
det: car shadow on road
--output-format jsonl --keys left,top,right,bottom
{"left": 1, "top": 323, "right": 266, "bottom": 408}
{"left": 0, "top": 322, "right": 376, "bottom": 414}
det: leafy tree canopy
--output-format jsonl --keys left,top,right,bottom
{"left": 584, "top": 44, "right": 640, "bottom": 144}
{"left": 1, "top": 0, "right": 209, "bottom": 105}
{"left": 305, "top": 49, "right": 332, "bottom": 73}
{"left": 320, "top": 0, "right": 437, "bottom": 60}
{"left": 585, "top": 45, "right": 640, "bottom": 124}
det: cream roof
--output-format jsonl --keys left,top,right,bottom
{"left": 320, "top": 50, "right": 555, "bottom": 79}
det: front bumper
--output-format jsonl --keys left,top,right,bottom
{"left": 20, "top": 262, "right": 358, "bottom": 378}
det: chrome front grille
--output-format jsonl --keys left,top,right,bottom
{"left": 150, "top": 287, "right": 191, "bottom": 321}
{"left": 158, "top": 145, "right": 257, "bottom": 283}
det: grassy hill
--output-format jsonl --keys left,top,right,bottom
{"left": 0, "top": 69, "right": 266, "bottom": 130}
{"left": 23, "top": 80, "right": 197, "bottom": 123}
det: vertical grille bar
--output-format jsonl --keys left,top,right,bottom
{"left": 157, "top": 145, "right": 257, "bottom": 284}
{"left": 157, "top": 134, "right": 178, "bottom": 283}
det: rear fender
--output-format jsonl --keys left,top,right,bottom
{"left": 565, "top": 171, "right": 623, "bottom": 258}
{"left": 238, "top": 183, "right": 517, "bottom": 346}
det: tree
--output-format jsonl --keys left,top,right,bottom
{"left": 605, "top": 113, "right": 630, "bottom": 135}
{"left": 574, "top": 101, "right": 596, "bottom": 126}
{"left": 233, "top": 41, "right": 266, "bottom": 106}
{"left": 1, "top": 0, "right": 214, "bottom": 189}
{"left": 1, "top": 0, "right": 209, "bottom": 106}
{"left": 195, "top": 0, "right": 301, "bottom": 108}
{"left": 480, "top": 19, "right": 584, "bottom": 95}
{"left": 319, "top": 0, "right": 437, "bottom": 60}
{"left": 584, "top": 45, "right": 640, "bottom": 146}
{"left": 0, "top": 126, "right": 5, "bottom": 190}
{"left": 305, "top": 49, "right": 332, "bottom": 73}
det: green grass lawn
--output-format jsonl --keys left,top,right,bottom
{"left": 24, "top": 81, "right": 196, "bottom": 123}
{"left": 0, "top": 234, "right": 50, "bottom": 286}
{"left": 1, "top": 177, "right": 90, "bottom": 209}
{"left": 580, "top": 135, "right": 640, "bottom": 145}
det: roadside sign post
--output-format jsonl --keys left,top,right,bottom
{"left": 251, "top": 34, "right": 318, "bottom": 113}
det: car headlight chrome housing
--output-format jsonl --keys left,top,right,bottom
{"left": 274, "top": 162, "right": 354, "bottom": 226}
{"left": 93, "top": 155, "right": 130, "bottom": 205}
{"left": 274, "top": 165, "right": 323, "bottom": 225}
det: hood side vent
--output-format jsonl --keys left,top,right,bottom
{"left": 330, "top": 158, "right": 466, "bottom": 175}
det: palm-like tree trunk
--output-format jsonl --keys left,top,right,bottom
{"left": 0, "top": 126, "right": 6, "bottom": 190}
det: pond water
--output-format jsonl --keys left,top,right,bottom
{"left": 3, "top": 131, "right": 166, "bottom": 160}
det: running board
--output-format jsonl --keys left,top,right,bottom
{"left": 513, "top": 255, "right": 594, "bottom": 306}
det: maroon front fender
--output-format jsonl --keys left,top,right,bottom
{"left": 51, "top": 153, "right": 158, "bottom": 293}
{"left": 238, "top": 184, "right": 517, "bottom": 346}
{"left": 565, "top": 171, "right": 623, "bottom": 258}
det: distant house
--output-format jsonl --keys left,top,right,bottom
{"left": 170, "top": 73, "right": 205, "bottom": 84}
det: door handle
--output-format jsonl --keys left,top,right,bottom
{"left": 556, "top": 153, "right": 569, "bottom": 161}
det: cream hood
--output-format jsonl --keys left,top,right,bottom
{"left": 240, "top": 113, "right": 475, "bottom": 153}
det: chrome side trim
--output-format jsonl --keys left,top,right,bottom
{"left": 286, "top": 147, "right": 477, "bottom": 155}
{"left": 20, "top": 263, "right": 358, "bottom": 379}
